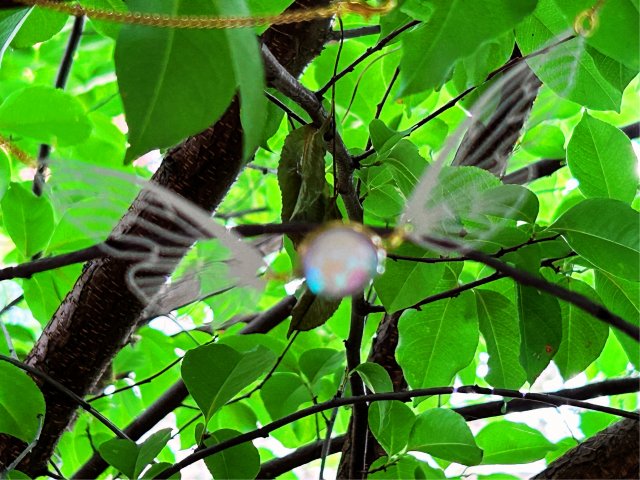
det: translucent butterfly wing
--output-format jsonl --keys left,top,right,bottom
{"left": 402, "top": 29, "right": 585, "bottom": 253}
{"left": 46, "top": 159, "right": 266, "bottom": 316}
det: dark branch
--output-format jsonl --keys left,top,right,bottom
{"left": 326, "top": 25, "right": 381, "bottom": 42}
{"left": 258, "top": 377, "right": 640, "bottom": 477}
{"left": 33, "top": 15, "right": 85, "bottom": 196}
{"left": 317, "top": 20, "right": 419, "bottom": 96}
{"left": 155, "top": 385, "right": 639, "bottom": 478}
{"left": 423, "top": 236, "right": 640, "bottom": 342}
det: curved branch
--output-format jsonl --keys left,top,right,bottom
{"left": 258, "top": 377, "right": 640, "bottom": 478}
{"left": 155, "top": 385, "right": 639, "bottom": 478}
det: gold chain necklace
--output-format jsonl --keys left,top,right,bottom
{"left": 11, "top": 0, "right": 396, "bottom": 29}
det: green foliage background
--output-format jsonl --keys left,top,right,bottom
{"left": 0, "top": 0, "right": 638, "bottom": 478}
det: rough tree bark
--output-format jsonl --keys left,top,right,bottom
{"left": 0, "top": 0, "right": 332, "bottom": 475}
{"left": 533, "top": 418, "right": 639, "bottom": 479}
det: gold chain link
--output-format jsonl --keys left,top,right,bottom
{"left": 11, "top": 0, "right": 395, "bottom": 29}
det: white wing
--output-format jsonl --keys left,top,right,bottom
{"left": 45, "top": 158, "right": 267, "bottom": 317}
{"left": 401, "top": 29, "right": 585, "bottom": 253}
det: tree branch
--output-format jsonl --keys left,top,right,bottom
{"left": 326, "top": 25, "right": 381, "bottom": 42}
{"left": 504, "top": 121, "right": 639, "bottom": 185}
{"left": 155, "top": 385, "right": 639, "bottom": 478}
{"left": 33, "top": 14, "right": 85, "bottom": 196}
{"left": 317, "top": 20, "right": 419, "bottom": 96}
{"left": 262, "top": 43, "right": 363, "bottom": 221}
{"left": 72, "top": 295, "right": 296, "bottom": 479}
{"left": 421, "top": 236, "right": 640, "bottom": 342}
{"left": 258, "top": 377, "right": 640, "bottom": 477}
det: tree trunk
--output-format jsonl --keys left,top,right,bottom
{"left": 533, "top": 418, "right": 639, "bottom": 479}
{"left": 0, "top": 1, "right": 332, "bottom": 475}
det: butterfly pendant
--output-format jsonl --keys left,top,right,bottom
{"left": 38, "top": 15, "right": 598, "bottom": 314}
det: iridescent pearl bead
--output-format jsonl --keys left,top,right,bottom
{"left": 301, "top": 225, "right": 384, "bottom": 298}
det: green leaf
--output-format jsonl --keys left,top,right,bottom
{"left": 0, "top": 148, "right": 10, "bottom": 200}
{"left": 595, "top": 271, "right": 640, "bottom": 368}
{"left": 474, "top": 184, "right": 540, "bottom": 225}
{"left": 136, "top": 429, "right": 172, "bottom": 479}
{"left": 354, "top": 362, "right": 393, "bottom": 393}
{"left": 23, "top": 265, "right": 82, "bottom": 324}
{"left": 11, "top": 6, "right": 66, "bottom": 47}
{"left": 141, "top": 462, "right": 180, "bottom": 480}
{"left": 260, "top": 372, "right": 311, "bottom": 420}
{"left": 399, "top": 0, "right": 537, "bottom": 95}
{"left": 115, "top": 0, "right": 238, "bottom": 161}
{"left": 476, "top": 421, "right": 555, "bottom": 464}
{"left": 277, "top": 125, "right": 328, "bottom": 226}
{"left": 516, "top": 0, "right": 636, "bottom": 111}
{"left": 214, "top": 1, "right": 266, "bottom": 159}
{"left": 517, "top": 285, "right": 562, "bottom": 383}
{"left": 1, "top": 182, "right": 54, "bottom": 257}
{"left": 408, "top": 408, "right": 483, "bottom": 466}
{"left": 554, "top": 279, "right": 608, "bottom": 380}
{"left": 364, "top": 183, "right": 406, "bottom": 220}
{"left": 551, "top": 198, "right": 639, "bottom": 281}
{"left": 553, "top": 0, "right": 640, "bottom": 70}
{"left": 369, "top": 401, "right": 415, "bottom": 457}
{"left": 397, "top": 293, "right": 478, "bottom": 389}
{"left": 580, "top": 410, "right": 617, "bottom": 437}
{"left": 98, "top": 429, "right": 172, "bottom": 479}
{"left": 3, "top": 470, "right": 31, "bottom": 479}
{"left": 181, "top": 344, "right": 276, "bottom": 423}
{"left": 203, "top": 429, "right": 260, "bottom": 480}
{"left": 475, "top": 290, "right": 526, "bottom": 389}
{"left": 384, "top": 140, "right": 428, "bottom": 196}
{"left": 567, "top": 113, "right": 637, "bottom": 203}
{"left": 289, "top": 288, "right": 341, "bottom": 334}
{"left": 0, "top": 361, "right": 45, "bottom": 443}
{"left": 0, "top": 86, "right": 91, "bottom": 147}
{"left": 80, "top": 0, "right": 127, "bottom": 39}
{"left": 520, "top": 123, "right": 566, "bottom": 158}
{"left": 374, "top": 243, "right": 445, "bottom": 312}
{"left": 0, "top": 7, "right": 30, "bottom": 66}
{"left": 452, "top": 32, "right": 515, "bottom": 91}
{"left": 545, "top": 437, "right": 578, "bottom": 464}
{"left": 299, "top": 348, "right": 343, "bottom": 387}
{"left": 369, "top": 455, "right": 446, "bottom": 479}
{"left": 369, "top": 119, "right": 405, "bottom": 155}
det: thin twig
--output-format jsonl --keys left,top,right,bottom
{"left": 265, "top": 91, "right": 307, "bottom": 125}
{"left": 317, "top": 21, "right": 419, "bottom": 96}
{"left": 345, "top": 296, "right": 369, "bottom": 479}
{"left": 363, "top": 66, "right": 400, "bottom": 153}
{"left": 262, "top": 44, "right": 363, "bottom": 221}
{"left": 3, "top": 414, "right": 44, "bottom": 474}
{"left": 33, "top": 15, "right": 85, "bottom": 196}
{"left": 87, "top": 357, "right": 183, "bottom": 403}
